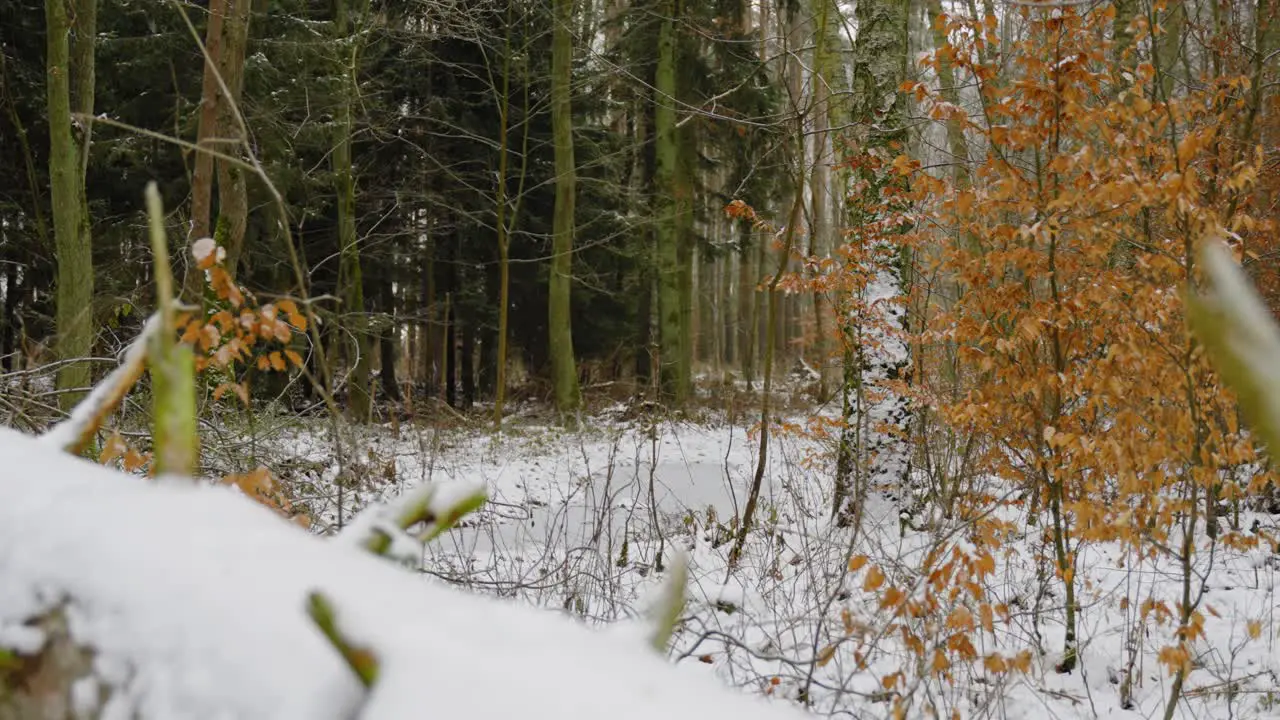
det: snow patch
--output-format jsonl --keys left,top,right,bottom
{"left": 0, "top": 426, "right": 805, "bottom": 720}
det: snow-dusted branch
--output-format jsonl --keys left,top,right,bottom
{"left": 38, "top": 312, "right": 162, "bottom": 454}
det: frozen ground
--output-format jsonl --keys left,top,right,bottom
{"left": 238, "top": 408, "right": 1280, "bottom": 720}
{"left": 0, "top": 424, "right": 811, "bottom": 720}
{"left": 5, "top": 386, "right": 1276, "bottom": 719}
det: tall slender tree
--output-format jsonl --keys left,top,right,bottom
{"left": 334, "top": 0, "right": 372, "bottom": 423}
{"left": 550, "top": 0, "right": 583, "bottom": 419}
{"left": 654, "top": 0, "right": 689, "bottom": 403}
{"left": 833, "top": 0, "right": 910, "bottom": 524}
{"left": 185, "top": 0, "right": 227, "bottom": 302}
{"left": 214, "top": 0, "right": 253, "bottom": 278}
{"left": 46, "top": 0, "right": 97, "bottom": 410}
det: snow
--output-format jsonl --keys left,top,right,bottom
{"left": 0, "top": 425, "right": 807, "bottom": 720}
{"left": 190, "top": 237, "right": 223, "bottom": 265}
{"left": 0, "top": 621, "right": 45, "bottom": 654}
{"left": 236, "top": 414, "right": 1280, "bottom": 720}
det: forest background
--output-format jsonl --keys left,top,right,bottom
{"left": 5, "top": 0, "right": 1280, "bottom": 717}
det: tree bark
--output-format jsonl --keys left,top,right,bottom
{"left": 215, "top": 0, "right": 253, "bottom": 279}
{"left": 809, "top": 0, "right": 835, "bottom": 400}
{"left": 925, "top": 0, "right": 968, "bottom": 187}
{"left": 655, "top": 0, "right": 689, "bottom": 403}
{"left": 334, "top": 0, "right": 372, "bottom": 423}
{"left": 421, "top": 232, "right": 438, "bottom": 394}
{"left": 184, "top": 0, "right": 228, "bottom": 302}
{"left": 738, "top": 224, "right": 756, "bottom": 386}
{"left": 444, "top": 292, "right": 456, "bottom": 408}
{"left": 728, "top": 184, "right": 804, "bottom": 569}
{"left": 549, "top": 0, "right": 583, "bottom": 420}
{"left": 46, "top": 0, "right": 97, "bottom": 410}
{"left": 834, "top": 0, "right": 911, "bottom": 521}
{"left": 379, "top": 275, "right": 401, "bottom": 403}
{"left": 461, "top": 321, "right": 476, "bottom": 409}
{"left": 723, "top": 243, "right": 736, "bottom": 368}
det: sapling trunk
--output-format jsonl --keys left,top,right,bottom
{"left": 146, "top": 183, "right": 198, "bottom": 478}
{"left": 728, "top": 188, "right": 803, "bottom": 570}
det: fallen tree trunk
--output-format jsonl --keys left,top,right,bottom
{"left": 0, "top": 426, "right": 798, "bottom": 720}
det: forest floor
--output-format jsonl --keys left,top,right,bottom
{"left": 216, "top": 398, "right": 1280, "bottom": 720}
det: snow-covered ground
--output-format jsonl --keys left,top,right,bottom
{"left": 5, "top": 401, "right": 1280, "bottom": 719}
{"left": 238, "top": 409, "right": 1280, "bottom": 720}
{"left": 0, "top": 423, "right": 809, "bottom": 720}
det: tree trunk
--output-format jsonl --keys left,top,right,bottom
{"left": 549, "top": 0, "right": 582, "bottom": 421}
{"left": 833, "top": 0, "right": 912, "bottom": 520}
{"left": 444, "top": 293, "right": 456, "bottom": 408}
{"left": 704, "top": 245, "right": 719, "bottom": 374}
{"left": 379, "top": 276, "right": 401, "bottom": 403}
{"left": 1, "top": 261, "right": 19, "bottom": 371}
{"left": 461, "top": 321, "right": 476, "bottom": 410}
{"left": 494, "top": 150, "right": 511, "bottom": 421}
{"left": 723, "top": 244, "right": 736, "bottom": 368}
{"left": 215, "top": 0, "right": 253, "bottom": 279}
{"left": 925, "top": 0, "right": 969, "bottom": 185}
{"left": 46, "top": 0, "right": 97, "bottom": 410}
{"left": 655, "top": 0, "right": 689, "bottom": 403}
{"left": 1113, "top": 0, "right": 1137, "bottom": 59}
{"left": 809, "top": 0, "right": 833, "bottom": 400}
{"left": 334, "top": 0, "right": 372, "bottom": 423}
{"left": 631, "top": 87, "right": 654, "bottom": 390}
{"left": 738, "top": 224, "right": 756, "bottom": 386}
{"left": 676, "top": 123, "right": 695, "bottom": 389}
{"left": 421, "top": 233, "right": 438, "bottom": 394}
{"left": 184, "top": 0, "right": 227, "bottom": 302}
{"left": 728, "top": 187, "right": 804, "bottom": 569}
{"left": 479, "top": 255, "right": 498, "bottom": 399}
{"left": 493, "top": 1, "right": 531, "bottom": 425}
{"left": 635, "top": 246, "right": 654, "bottom": 388}
{"left": 753, "top": 224, "right": 767, "bottom": 377}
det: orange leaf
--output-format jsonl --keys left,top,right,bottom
{"left": 180, "top": 320, "right": 202, "bottom": 344}
{"left": 1010, "top": 650, "right": 1033, "bottom": 673}
{"left": 98, "top": 433, "right": 129, "bottom": 465}
{"left": 979, "top": 603, "right": 995, "bottom": 633}
{"left": 930, "top": 649, "right": 950, "bottom": 674}
{"left": 863, "top": 566, "right": 886, "bottom": 592}
{"left": 975, "top": 552, "right": 996, "bottom": 576}
{"left": 124, "top": 448, "right": 150, "bottom": 473}
{"left": 945, "top": 606, "right": 974, "bottom": 631}
{"left": 879, "top": 586, "right": 905, "bottom": 611}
